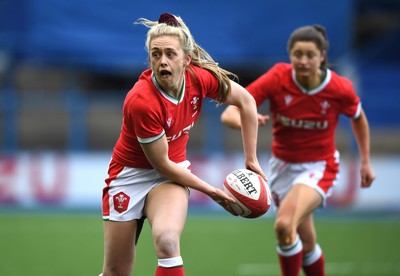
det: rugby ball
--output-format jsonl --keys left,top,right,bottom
{"left": 223, "top": 169, "right": 271, "bottom": 218}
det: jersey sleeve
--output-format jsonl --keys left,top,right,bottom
{"left": 338, "top": 76, "right": 362, "bottom": 119}
{"left": 189, "top": 66, "right": 220, "bottom": 100}
{"left": 246, "top": 63, "right": 282, "bottom": 107}
{"left": 125, "top": 93, "right": 165, "bottom": 144}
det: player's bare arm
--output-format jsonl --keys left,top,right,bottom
{"left": 140, "top": 135, "right": 237, "bottom": 207}
{"left": 350, "top": 109, "right": 376, "bottom": 188}
{"left": 224, "top": 80, "right": 267, "bottom": 181}
{"left": 221, "top": 102, "right": 270, "bottom": 129}
{"left": 221, "top": 105, "right": 241, "bottom": 129}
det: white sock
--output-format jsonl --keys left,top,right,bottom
{"left": 158, "top": 256, "right": 183, "bottom": 268}
{"left": 303, "top": 244, "right": 322, "bottom": 266}
{"left": 276, "top": 234, "right": 303, "bottom": 257}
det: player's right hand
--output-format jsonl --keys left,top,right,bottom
{"left": 210, "top": 188, "right": 238, "bottom": 216}
{"left": 258, "top": 113, "right": 270, "bottom": 126}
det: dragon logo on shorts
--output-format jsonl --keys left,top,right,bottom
{"left": 113, "top": 192, "right": 130, "bottom": 213}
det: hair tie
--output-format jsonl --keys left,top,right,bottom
{"left": 158, "top": 12, "right": 180, "bottom": 27}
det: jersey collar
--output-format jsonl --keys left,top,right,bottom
{"left": 292, "top": 68, "right": 331, "bottom": 95}
{"left": 152, "top": 73, "right": 186, "bottom": 104}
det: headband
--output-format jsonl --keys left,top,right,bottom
{"left": 158, "top": 12, "right": 180, "bottom": 27}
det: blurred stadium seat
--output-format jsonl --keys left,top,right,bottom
{"left": 0, "top": 0, "right": 399, "bottom": 153}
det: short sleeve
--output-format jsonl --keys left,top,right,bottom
{"left": 246, "top": 63, "right": 283, "bottom": 107}
{"left": 339, "top": 77, "right": 361, "bottom": 119}
{"left": 126, "top": 95, "right": 165, "bottom": 144}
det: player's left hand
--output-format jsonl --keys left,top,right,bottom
{"left": 245, "top": 161, "right": 268, "bottom": 183}
{"left": 360, "top": 161, "right": 376, "bottom": 188}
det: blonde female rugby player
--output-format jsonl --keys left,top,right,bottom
{"left": 99, "top": 12, "right": 266, "bottom": 276}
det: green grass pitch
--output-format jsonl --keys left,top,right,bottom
{"left": 1, "top": 212, "right": 399, "bottom": 275}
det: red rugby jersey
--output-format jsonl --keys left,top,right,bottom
{"left": 112, "top": 65, "right": 220, "bottom": 168}
{"left": 247, "top": 63, "right": 361, "bottom": 162}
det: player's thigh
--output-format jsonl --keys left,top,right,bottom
{"left": 103, "top": 220, "right": 138, "bottom": 271}
{"left": 145, "top": 182, "right": 189, "bottom": 236}
{"left": 277, "top": 184, "right": 322, "bottom": 228}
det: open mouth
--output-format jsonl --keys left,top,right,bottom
{"left": 297, "top": 68, "right": 310, "bottom": 74}
{"left": 160, "top": 70, "right": 172, "bottom": 78}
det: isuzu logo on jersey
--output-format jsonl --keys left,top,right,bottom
{"left": 166, "top": 121, "right": 195, "bottom": 142}
{"left": 277, "top": 113, "right": 328, "bottom": 130}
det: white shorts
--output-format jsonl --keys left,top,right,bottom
{"left": 102, "top": 159, "right": 191, "bottom": 221}
{"left": 267, "top": 151, "right": 340, "bottom": 207}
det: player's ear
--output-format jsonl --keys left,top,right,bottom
{"left": 185, "top": 54, "right": 192, "bottom": 67}
{"left": 321, "top": 50, "right": 326, "bottom": 64}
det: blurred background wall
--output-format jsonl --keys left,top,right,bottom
{"left": 0, "top": 0, "right": 399, "bottom": 212}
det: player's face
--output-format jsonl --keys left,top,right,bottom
{"left": 149, "top": 35, "right": 191, "bottom": 98}
{"left": 289, "top": 41, "right": 325, "bottom": 80}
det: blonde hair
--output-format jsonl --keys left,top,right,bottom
{"left": 135, "top": 14, "right": 237, "bottom": 103}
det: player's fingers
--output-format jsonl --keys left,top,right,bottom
{"left": 260, "top": 172, "right": 268, "bottom": 183}
{"left": 363, "top": 171, "right": 376, "bottom": 188}
{"left": 258, "top": 119, "right": 268, "bottom": 126}
{"left": 222, "top": 201, "right": 238, "bottom": 216}
{"left": 214, "top": 194, "right": 235, "bottom": 204}
{"left": 218, "top": 189, "right": 236, "bottom": 203}
{"left": 258, "top": 120, "right": 266, "bottom": 126}
{"left": 245, "top": 165, "right": 267, "bottom": 183}
{"left": 214, "top": 199, "right": 237, "bottom": 216}
{"left": 257, "top": 114, "right": 267, "bottom": 126}
{"left": 223, "top": 194, "right": 236, "bottom": 203}
{"left": 360, "top": 174, "right": 367, "bottom": 187}
{"left": 258, "top": 115, "right": 270, "bottom": 126}
{"left": 366, "top": 175, "right": 375, "bottom": 187}
{"left": 360, "top": 179, "right": 367, "bottom": 188}
{"left": 361, "top": 176, "right": 372, "bottom": 188}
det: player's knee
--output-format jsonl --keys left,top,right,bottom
{"left": 274, "top": 216, "right": 291, "bottom": 235}
{"left": 154, "top": 231, "right": 180, "bottom": 257}
{"left": 274, "top": 217, "right": 294, "bottom": 245}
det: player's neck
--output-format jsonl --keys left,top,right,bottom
{"left": 296, "top": 68, "right": 326, "bottom": 91}
{"left": 153, "top": 74, "right": 185, "bottom": 100}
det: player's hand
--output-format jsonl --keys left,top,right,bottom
{"left": 360, "top": 162, "right": 376, "bottom": 188}
{"left": 258, "top": 113, "right": 270, "bottom": 127}
{"left": 210, "top": 188, "right": 238, "bottom": 216}
{"left": 245, "top": 161, "right": 268, "bottom": 183}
